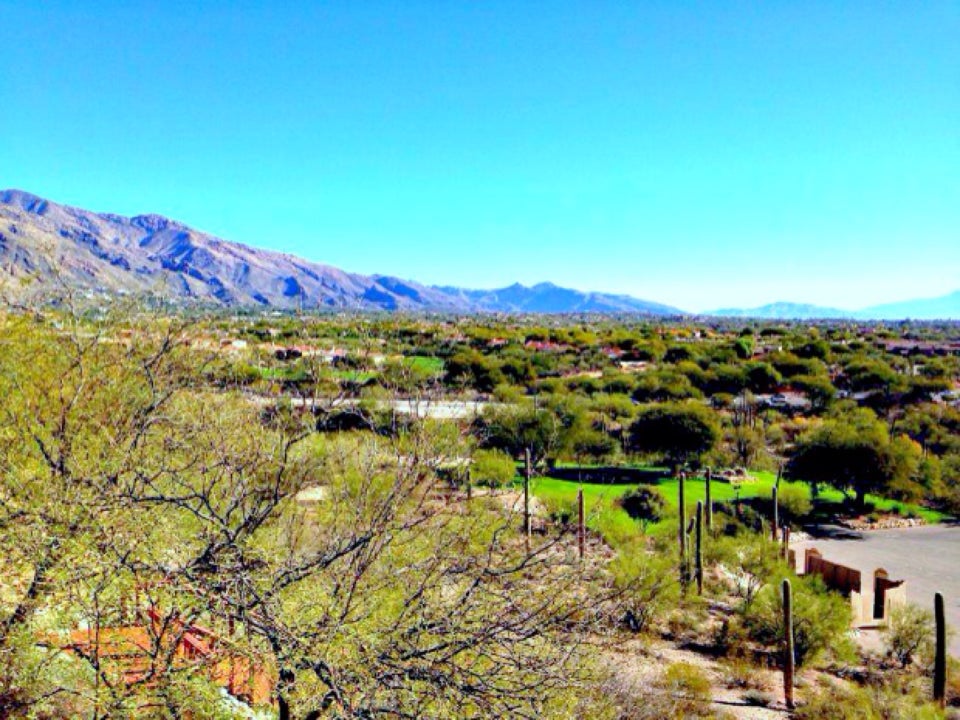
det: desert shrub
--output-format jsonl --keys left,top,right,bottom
{"left": 741, "top": 688, "right": 775, "bottom": 707}
{"left": 602, "top": 666, "right": 716, "bottom": 720}
{"left": 947, "top": 657, "right": 960, "bottom": 707}
{"left": 619, "top": 486, "right": 666, "bottom": 528}
{"left": 744, "top": 574, "right": 854, "bottom": 667}
{"left": 714, "top": 534, "right": 781, "bottom": 610}
{"left": 777, "top": 483, "right": 812, "bottom": 520}
{"left": 540, "top": 494, "right": 576, "bottom": 525}
{"left": 719, "top": 656, "right": 771, "bottom": 691}
{"left": 660, "top": 662, "right": 711, "bottom": 700}
{"left": 644, "top": 662, "right": 715, "bottom": 719}
{"left": 794, "top": 679, "right": 945, "bottom": 720}
{"left": 470, "top": 448, "right": 516, "bottom": 489}
{"left": 610, "top": 546, "right": 679, "bottom": 633}
{"left": 883, "top": 603, "right": 935, "bottom": 667}
{"left": 712, "top": 616, "right": 757, "bottom": 661}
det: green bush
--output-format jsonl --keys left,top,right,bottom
{"left": 619, "top": 485, "right": 666, "bottom": 528}
{"left": 610, "top": 546, "right": 679, "bottom": 633}
{"left": 884, "top": 603, "right": 935, "bottom": 667}
{"left": 794, "top": 680, "right": 945, "bottom": 720}
{"left": 470, "top": 448, "right": 516, "bottom": 489}
{"left": 659, "top": 662, "right": 711, "bottom": 701}
{"left": 744, "top": 574, "right": 854, "bottom": 667}
{"left": 777, "top": 483, "right": 812, "bottom": 520}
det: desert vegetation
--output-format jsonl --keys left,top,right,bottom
{"left": 1, "top": 305, "right": 959, "bottom": 718}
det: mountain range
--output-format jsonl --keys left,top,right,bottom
{"left": 0, "top": 190, "right": 679, "bottom": 315}
{"left": 0, "top": 189, "right": 956, "bottom": 319}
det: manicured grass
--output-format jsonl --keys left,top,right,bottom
{"left": 529, "top": 476, "right": 640, "bottom": 545}
{"left": 331, "top": 369, "right": 377, "bottom": 382}
{"left": 526, "top": 467, "right": 947, "bottom": 547}
{"left": 405, "top": 355, "right": 444, "bottom": 374}
{"left": 257, "top": 366, "right": 310, "bottom": 382}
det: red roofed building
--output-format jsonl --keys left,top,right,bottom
{"left": 62, "top": 607, "right": 274, "bottom": 711}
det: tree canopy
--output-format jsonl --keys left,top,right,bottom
{"left": 627, "top": 401, "right": 721, "bottom": 471}
{"left": 786, "top": 410, "right": 921, "bottom": 505}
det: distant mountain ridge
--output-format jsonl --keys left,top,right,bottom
{"left": 705, "top": 294, "right": 960, "bottom": 321}
{"left": 0, "top": 189, "right": 466, "bottom": 311}
{"left": 2, "top": 190, "right": 957, "bottom": 318}
{"left": 435, "top": 282, "right": 682, "bottom": 314}
{"left": 0, "top": 189, "right": 677, "bottom": 314}
{"left": 705, "top": 302, "right": 851, "bottom": 320}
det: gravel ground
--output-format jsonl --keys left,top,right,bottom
{"left": 606, "top": 638, "right": 790, "bottom": 719}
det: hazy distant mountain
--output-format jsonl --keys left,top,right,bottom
{"left": 858, "top": 291, "right": 960, "bottom": 321}
{"left": 436, "top": 282, "right": 683, "bottom": 315}
{"left": 708, "top": 295, "right": 960, "bottom": 320}
{"left": 0, "top": 190, "right": 679, "bottom": 314}
{"left": 705, "top": 302, "right": 851, "bottom": 319}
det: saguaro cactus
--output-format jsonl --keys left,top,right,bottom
{"left": 771, "top": 486, "right": 779, "bottom": 541}
{"left": 934, "top": 591, "right": 946, "bottom": 708}
{"left": 695, "top": 501, "right": 703, "bottom": 595}
{"left": 577, "top": 487, "right": 585, "bottom": 561}
{"left": 781, "top": 525, "right": 791, "bottom": 563}
{"left": 678, "top": 472, "right": 687, "bottom": 587}
{"left": 523, "top": 448, "right": 532, "bottom": 544}
{"left": 783, "top": 578, "right": 795, "bottom": 709}
{"left": 704, "top": 467, "right": 712, "bottom": 531}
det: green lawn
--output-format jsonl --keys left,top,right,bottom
{"left": 405, "top": 355, "right": 444, "bottom": 374}
{"left": 525, "top": 467, "right": 947, "bottom": 547}
{"left": 256, "top": 366, "right": 310, "bottom": 382}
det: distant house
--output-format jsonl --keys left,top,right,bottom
{"left": 878, "top": 339, "right": 960, "bottom": 357}
{"left": 524, "top": 340, "right": 570, "bottom": 353}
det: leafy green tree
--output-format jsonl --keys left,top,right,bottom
{"left": 628, "top": 402, "right": 720, "bottom": 472}
{"left": 631, "top": 371, "right": 702, "bottom": 402}
{"left": 444, "top": 350, "right": 505, "bottom": 393}
{"left": 793, "top": 339, "right": 830, "bottom": 361}
{"left": 768, "top": 352, "right": 826, "bottom": 379}
{"left": 842, "top": 356, "right": 901, "bottom": 393}
{"left": 786, "top": 410, "right": 922, "bottom": 505}
{"left": 791, "top": 374, "right": 836, "bottom": 411}
{"left": 476, "top": 403, "right": 562, "bottom": 468}
{"left": 619, "top": 486, "right": 666, "bottom": 529}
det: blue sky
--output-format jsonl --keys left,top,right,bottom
{"left": 1, "top": 1, "right": 958, "bottom": 311}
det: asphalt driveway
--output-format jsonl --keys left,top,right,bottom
{"left": 793, "top": 524, "right": 960, "bottom": 655}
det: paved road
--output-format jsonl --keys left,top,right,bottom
{"left": 249, "top": 395, "right": 500, "bottom": 419}
{"left": 793, "top": 524, "right": 960, "bottom": 654}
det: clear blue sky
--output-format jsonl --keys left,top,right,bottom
{"left": 1, "top": 1, "right": 957, "bottom": 312}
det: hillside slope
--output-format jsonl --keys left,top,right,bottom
{"left": 436, "top": 282, "right": 683, "bottom": 315}
{"left": 0, "top": 190, "right": 680, "bottom": 314}
{"left": 0, "top": 190, "right": 465, "bottom": 310}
